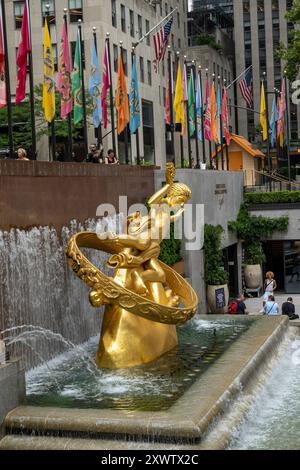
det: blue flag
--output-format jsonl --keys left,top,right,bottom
{"left": 129, "top": 55, "right": 141, "bottom": 134}
{"left": 195, "top": 75, "right": 203, "bottom": 142}
{"left": 217, "top": 84, "right": 222, "bottom": 144}
{"left": 89, "top": 40, "right": 102, "bottom": 128}
{"left": 270, "top": 94, "right": 278, "bottom": 148}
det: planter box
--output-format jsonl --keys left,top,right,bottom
{"left": 171, "top": 259, "right": 185, "bottom": 276}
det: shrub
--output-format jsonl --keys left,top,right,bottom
{"left": 204, "top": 225, "right": 229, "bottom": 286}
{"left": 159, "top": 223, "right": 182, "bottom": 266}
{"left": 245, "top": 190, "right": 300, "bottom": 205}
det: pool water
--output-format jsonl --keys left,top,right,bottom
{"left": 25, "top": 317, "right": 254, "bottom": 412}
{"left": 229, "top": 336, "right": 300, "bottom": 450}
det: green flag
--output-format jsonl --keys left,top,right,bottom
{"left": 188, "top": 73, "right": 195, "bottom": 136}
{"left": 72, "top": 30, "right": 83, "bottom": 125}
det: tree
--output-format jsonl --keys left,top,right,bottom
{"left": 279, "top": 0, "right": 300, "bottom": 81}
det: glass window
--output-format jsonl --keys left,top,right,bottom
{"left": 140, "top": 57, "right": 144, "bottom": 83}
{"left": 142, "top": 100, "right": 155, "bottom": 165}
{"left": 146, "top": 20, "right": 150, "bottom": 46}
{"left": 130, "top": 10, "right": 134, "bottom": 37}
{"left": 147, "top": 60, "right": 152, "bottom": 86}
{"left": 138, "top": 15, "right": 142, "bottom": 38}
{"left": 113, "top": 44, "right": 118, "bottom": 73}
{"left": 14, "top": 1, "right": 24, "bottom": 29}
{"left": 121, "top": 4, "right": 126, "bottom": 33}
{"left": 69, "top": 0, "right": 83, "bottom": 23}
{"left": 52, "top": 43, "right": 58, "bottom": 72}
{"left": 111, "top": 0, "right": 117, "bottom": 28}
{"left": 41, "top": 0, "right": 55, "bottom": 25}
{"left": 122, "top": 48, "right": 127, "bottom": 76}
{"left": 177, "top": 12, "right": 180, "bottom": 29}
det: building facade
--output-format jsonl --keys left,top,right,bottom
{"left": 3, "top": 0, "right": 189, "bottom": 165}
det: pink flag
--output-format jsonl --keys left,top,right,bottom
{"left": 101, "top": 41, "right": 110, "bottom": 129}
{"left": 204, "top": 77, "right": 212, "bottom": 142}
{"left": 277, "top": 79, "right": 286, "bottom": 139}
{"left": 222, "top": 86, "right": 230, "bottom": 146}
{"left": 182, "top": 63, "right": 188, "bottom": 102}
{"left": 16, "top": 0, "right": 30, "bottom": 105}
{"left": 57, "top": 22, "right": 73, "bottom": 119}
{"left": 0, "top": 5, "right": 6, "bottom": 109}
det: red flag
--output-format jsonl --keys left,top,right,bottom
{"left": 0, "top": 4, "right": 6, "bottom": 109}
{"left": 57, "top": 21, "right": 72, "bottom": 119}
{"left": 101, "top": 41, "right": 110, "bottom": 129}
{"left": 165, "top": 78, "right": 171, "bottom": 125}
{"left": 222, "top": 86, "right": 230, "bottom": 146}
{"left": 16, "top": 0, "right": 30, "bottom": 105}
{"left": 204, "top": 77, "right": 212, "bottom": 142}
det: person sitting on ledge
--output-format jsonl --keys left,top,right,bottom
{"left": 16, "top": 148, "right": 29, "bottom": 161}
{"left": 282, "top": 297, "right": 299, "bottom": 320}
{"left": 263, "top": 295, "right": 279, "bottom": 316}
{"left": 86, "top": 144, "right": 103, "bottom": 163}
{"left": 105, "top": 149, "right": 119, "bottom": 165}
{"left": 237, "top": 294, "right": 249, "bottom": 315}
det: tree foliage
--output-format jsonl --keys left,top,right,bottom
{"left": 204, "top": 224, "right": 229, "bottom": 286}
{"left": 279, "top": 0, "right": 300, "bottom": 80}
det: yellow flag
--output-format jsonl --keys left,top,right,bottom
{"left": 174, "top": 64, "right": 185, "bottom": 136}
{"left": 42, "top": 20, "right": 55, "bottom": 123}
{"left": 260, "top": 82, "right": 267, "bottom": 141}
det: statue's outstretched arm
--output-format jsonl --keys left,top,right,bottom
{"left": 148, "top": 184, "right": 170, "bottom": 206}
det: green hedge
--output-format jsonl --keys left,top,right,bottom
{"left": 245, "top": 190, "right": 300, "bottom": 205}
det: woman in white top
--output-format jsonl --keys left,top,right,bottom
{"left": 263, "top": 271, "right": 277, "bottom": 304}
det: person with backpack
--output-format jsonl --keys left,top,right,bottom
{"left": 228, "top": 294, "right": 248, "bottom": 315}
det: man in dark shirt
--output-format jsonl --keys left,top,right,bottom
{"left": 282, "top": 298, "right": 299, "bottom": 320}
{"left": 237, "top": 294, "right": 248, "bottom": 315}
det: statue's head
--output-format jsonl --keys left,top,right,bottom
{"left": 165, "top": 183, "right": 192, "bottom": 208}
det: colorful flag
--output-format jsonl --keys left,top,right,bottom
{"left": 217, "top": 84, "right": 222, "bottom": 144}
{"left": 72, "top": 29, "right": 83, "bottom": 125}
{"left": 16, "top": 0, "right": 30, "bottom": 105}
{"left": 211, "top": 82, "right": 219, "bottom": 144}
{"left": 89, "top": 39, "right": 102, "bottom": 129}
{"left": 270, "top": 94, "right": 278, "bottom": 148}
{"left": 101, "top": 41, "right": 110, "bottom": 129}
{"left": 165, "top": 76, "right": 171, "bottom": 125}
{"left": 174, "top": 63, "right": 185, "bottom": 135}
{"left": 115, "top": 54, "right": 129, "bottom": 135}
{"left": 195, "top": 75, "right": 202, "bottom": 141}
{"left": 239, "top": 67, "right": 253, "bottom": 108}
{"left": 277, "top": 79, "right": 286, "bottom": 147}
{"left": 153, "top": 16, "right": 173, "bottom": 72}
{"left": 222, "top": 86, "right": 230, "bottom": 146}
{"left": 42, "top": 20, "right": 55, "bottom": 123}
{"left": 57, "top": 21, "right": 72, "bottom": 119}
{"left": 204, "top": 77, "right": 211, "bottom": 142}
{"left": 182, "top": 63, "right": 188, "bottom": 102}
{"left": 0, "top": 3, "right": 6, "bottom": 109}
{"left": 129, "top": 55, "right": 140, "bottom": 134}
{"left": 188, "top": 72, "right": 195, "bottom": 136}
{"left": 260, "top": 82, "right": 267, "bottom": 141}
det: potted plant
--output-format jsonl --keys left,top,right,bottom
{"left": 243, "top": 243, "right": 265, "bottom": 290}
{"left": 204, "top": 225, "right": 229, "bottom": 314}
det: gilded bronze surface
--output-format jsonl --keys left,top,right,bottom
{"left": 66, "top": 164, "right": 198, "bottom": 368}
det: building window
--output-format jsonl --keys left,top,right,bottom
{"left": 113, "top": 44, "right": 118, "bottom": 73}
{"left": 147, "top": 60, "right": 152, "bottom": 86}
{"left": 165, "top": 3, "right": 168, "bottom": 16}
{"left": 130, "top": 9, "right": 134, "bottom": 37}
{"left": 146, "top": 20, "right": 150, "bottom": 46}
{"left": 140, "top": 57, "right": 144, "bottom": 83}
{"left": 177, "top": 12, "right": 180, "bottom": 29}
{"left": 138, "top": 15, "right": 142, "bottom": 39}
{"left": 162, "top": 60, "right": 165, "bottom": 77}
{"left": 163, "top": 87, "right": 166, "bottom": 106}
{"left": 111, "top": 0, "right": 117, "bottom": 28}
{"left": 142, "top": 99, "right": 155, "bottom": 165}
{"left": 41, "top": 0, "right": 55, "bottom": 25}
{"left": 69, "top": 0, "right": 83, "bottom": 23}
{"left": 121, "top": 4, "right": 126, "bottom": 33}
{"left": 14, "top": 1, "right": 24, "bottom": 29}
{"left": 70, "top": 40, "right": 85, "bottom": 69}
{"left": 52, "top": 43, "right": 58, "bottom": 72}
{"left": 178, "top": 38, "right": 181, "bottom": 49}
{"left": 122, "top": 48, "right": 127, "bottom": 76}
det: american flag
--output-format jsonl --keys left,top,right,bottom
{"left": 153, "top": 16, "right": 173, "bottom": 72}
{"left": 239, "top": 67, "right": 253, "bottom": 108}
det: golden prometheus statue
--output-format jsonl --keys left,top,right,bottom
{"left": 67, "top": 163, "right": 198, "bottom": 369}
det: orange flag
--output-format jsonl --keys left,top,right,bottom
{"left": 211, "top": 82, "right": 219, "bottom": 144}
{"left": 115, "top": 54, "right": 129, "bottom": 135}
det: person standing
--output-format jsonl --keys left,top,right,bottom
{"left": 282, "top": 297, "right": 299, "bottom": 320}
{"left": 263, "top": 271, "right": 277, "bottom": 305}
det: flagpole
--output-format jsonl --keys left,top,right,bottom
{"left": 219, "top": 76, "right": 224, "bottom": 171}
{"left": 176, "top": 51, "right": 184, "bottom": 168}
{"left": 184, "top": 58, "right": 192, "bottom": 169}
{"left": 120, "top": 41, "right": 129, "bottom": 165}
{"left": 198, "top": 66, "right": 206, "bottom": 166}
{"left": 167, "top": 46, "right": 175, "bottom": 163}
{"left": 27, "top": 0, "right": 37, "bottom": 159}
{"left": 78, "top": 19, "right": 88, "bottom": 158}
{"left": 192, "top": 61, "right": 199, "bottom": 168}
{"left": 284, "top": 71, "right": 291, "bottom": 190}
{"left": 106, "top": 33, "right": 117, "bottom": 156}
{"left": 131, "top": 46, "right": 140, "bottom": 165}
{"left": 92, "top": 27, "right": 102, "bottom": 150}
{"left": 0, "top": 0, "right": 13, "bottom": 159}
{"left": 263, "top": 72, "right": 272, "bottom": 191}
{"left": 133, "top": 8, "right": 178, "bottom": 48}
{"left": 45, "top": 5, "right": 56, "bottom": 161}
{"left": 63, "top": 8, "right": 73, "bottom": 161}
